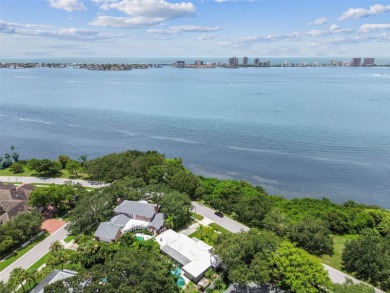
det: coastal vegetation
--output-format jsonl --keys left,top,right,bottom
{"left": 1, "top": 149, "right": 389, "bottom": 292}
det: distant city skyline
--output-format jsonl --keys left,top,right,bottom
{"left": 1, "top": 0, "right": 390, "bottom": 57}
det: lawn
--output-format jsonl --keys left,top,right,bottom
{"left": 189, "top": 228, "right": 219, "bottom": 246}
{"left": 0, "top": 167, "right": 88, "bottom": 179}
{"left": 190, "top": 212, "right": 204, "bottom": 221}
{"left": 321, "top": 234, "right": 358, "bottom": 271}
{"left": 64, "top": 235, "right": 75, "bottom": 243}
{"left": 209, "top": 223, "right": 231, "bottom": 235}
{"left": 0, "top": 232, "right": 49, "bottom": 272}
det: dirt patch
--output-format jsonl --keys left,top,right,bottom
{"left": 41, "top": 219, "right": 66, "bottom": 234}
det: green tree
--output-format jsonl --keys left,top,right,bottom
{"left": 289, "top": 217, "right": 333, "bottom": 256}
{"left": 159, "top": 191, "right": 191, "bottom": 229}
{"left": 58, "top": 155, "right": 70, "bottom": 169}
{"left": 27, "top": 159, "right": 61, "bottom": 176}
{"left": 76, "top": 240, "right": 106, "bottom": 268}
{"left": 214, "top": 229, "right": 281, "bottom": 285}
{"left": 342, "top": 230, "right": 390, "bottom": 290}
{"left": 272, "top": 241, "right": 331, "bottom": 293}
{"left": 168, "top": 170, "right": 200, "bottom": 199}
{"left": 66, "top": 160, "right": 82, "bottom": 178}
{"left": 9, "top": 162, "right": 23, "bottom": 174}
{"left": 9, "top": 267, "right": 27, "bottom": 293}
{"left": 67, "top": 192, "right": 114, "bottom": 235}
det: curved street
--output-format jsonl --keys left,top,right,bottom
{"left": 0, "top": 176, "right": 385, "bottom": 292}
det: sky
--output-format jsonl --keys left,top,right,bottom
{"left": 0, "top": 0, "right": 390, "bottom": 57}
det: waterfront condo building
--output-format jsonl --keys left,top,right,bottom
{"left": 351, "top": 58, "right": 361, "bottom": 66}
{"left": 242, "top": 56, "right": 249, "bottom": 65}
{"left": 228, "top": 56, "right": 239, "bottom": 66}
{"left": 363, "top": 58, "right": 375, "bottom": 66}
{"left": 254, "top": 58, "right": 260, "bottom": 65}
{"left": 195, "top": 59, "right": 204, "bottom": 66}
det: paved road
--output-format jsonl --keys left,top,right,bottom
{"left": 191, "top": 202, "right": 249, "bottom": 233}
{"left": 192, "top": 202, "right": 385, "bottom": 293}
{"left": 0, "top": 176, "right": 106, "bottom": 188}
{"left": 324, "top": 264, "right": 385, "bottom": 293}
{"left": 0, "top": 225, "right": 68, "bottom": 283}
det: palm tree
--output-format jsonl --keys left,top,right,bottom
{"left": 25, "top": 269, "right": 37, "bottom": 288}
{"left": 56, "top": 250, "right": 68, "bottom": 270}
{"left": 164, "top": 215, "right": 175, "bottom": 230}
{"left": 49, "top": 240, "right": 64, "bottom": 257}
{"left": 46, "top": 255, "right": 58, "bottom": 269}
{"left": 10, "top": 267, "right": 27, "bottom": 293}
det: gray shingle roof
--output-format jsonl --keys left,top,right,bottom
{"left": 114, "top": 200, "right": 156, "bottom": 218}
{"left": 31, "top": 269, "right": 77, "bottom": 293}
{"left": 94, "top": 222, "right": 121, "bottom": 242}
{"left": 110, "top": 214, "right": 130, "bottom": 227}
{"left": 148, "top": 213, "right": 164, "bottom": 230}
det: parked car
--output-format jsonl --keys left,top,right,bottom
{"left": 214, "top": 211, "right": 224, "bottom": 218}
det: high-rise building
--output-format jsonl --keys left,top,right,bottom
{"left": 254, "top": 58, "right": 260, "bottom": 65}
{"left": 363, "top": 58, "right": 375, "bottom": 66}
{"left": 175, "top": 61, "right": 185, "bottom": 68}
{"left": 351, "top": 58, "right": 361, "bottom": 66}
{"left": 243, "top": 56, "right": 249, "bottom": 65}
{"left": 194, "top": 60, "right": 204, "bottom": 66}
{"left": 228, "top": 57, "right": 239, "bottom": 66}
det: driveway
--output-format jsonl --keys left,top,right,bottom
{"left": 0, "top": 225, "right": 68, "bottom": 283}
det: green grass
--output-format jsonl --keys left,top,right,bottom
{"left": 0, "top": 232, "right": 49, "bottom": 272}
{"left": 321, "top": 234, "right": 359, "bottom": 271}
{"left": 189, "top": 229, "right": 219, "bottom": 246}
{"left": 0, "top": 167, "right": 88, "bottom": 179}
{"left": 190, "top": 212, "right": 204, "bottom": 221}
{"left": 209, "top": 223, "right": 231, "bottom": 235}
{"left": 64, "top": 235, "right": 75, "bottom": 243}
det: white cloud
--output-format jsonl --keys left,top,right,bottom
{"left": 329, "top": 24, "right": 340, "bottom": 31}
{"left": 359, "top": 23, "right": 390, "bottom": 33}
{"left": 311, "top": 17, "right": 329, "bottom": 25}
{"left": 339, "top": 4, "right": 390, "bottom": 21}
{"left": 48, "top": 0, "right": 87, "bottom": 12}
{"left": 90, "top": 16, "right": 164, "bottom": 27}
{"left": 92, "top": 0, "right": 196, "bottom": 27}
{"left": 0, "top": 20, "right": 120, "bottom": 40}
{"left": 103, "top": 0, "right": 195, "bottom": 18}
{"left": 147, "top": 25, "right": 220, "bottom": 35}
{"left": 198, "top": 34, "right": 216, "bottom": 40}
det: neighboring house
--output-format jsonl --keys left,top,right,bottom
{"left": 0, "top": 182, "right": 34, "bottom": 224}
{"left": 94, "top": 200, "right": 165, "bottom": 243}
{"left": 94, "top": 214, "right": 130, "bottom": 243}
{"left": 114, "top": 200, "right": 158, "bottom": 221}
{"left": 157, "top": 229, "right": 221, "bottom": 283}
{"left": 30, "top": 269, "right": 77, "bottom": 293}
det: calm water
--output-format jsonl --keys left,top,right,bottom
{"left": 1, "top": 64, "right": 389, "bottom": 208}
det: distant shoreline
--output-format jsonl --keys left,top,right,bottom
{"left": 1, "top": 62, "right": 389, "bottom": 71}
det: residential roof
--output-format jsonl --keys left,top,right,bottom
{"left": 148, "top": 213, "right": 164, "bottom": 230}
{"left": 157, "top": 229, "right": 213, "bottom": 281}
{"left": 31, "top": 269, "right": 77, "bottom": 293}
{"left": 110, "top": 214, "right": 130, "bottom": 227}
{"left": 94, "top": 222, "right": 121, "bottom": 242}
{"left": 114, "top": 200, "right": 156, "bottom": 218}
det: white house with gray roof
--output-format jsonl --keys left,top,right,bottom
{"left": 94, "top": 200, "right": 165, "bottom": 242}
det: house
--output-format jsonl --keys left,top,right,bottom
{"left": 0, "top": 182, "right": 34, "bottom": 224}
{"left": 94, "top": 200, "right": 165, "bottom": 242}
{"left": 94, "top": 214, "right": 130, "bottom": 242}
{"left": 114, "top": 200, "right": 158, "bottom": 221}
{"left": 30, "top": 269, "right": 77, "bottom": 293}
{"left": 157, "top": 229, "right": 221, "bottom": 283}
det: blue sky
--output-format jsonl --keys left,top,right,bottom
{"left": 1, "top": 0, "right": 390, "bottom": 57}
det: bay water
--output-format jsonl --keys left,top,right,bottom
{"left": 1, "top": 63, "right": 389, "bottom": 208}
